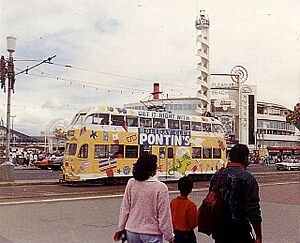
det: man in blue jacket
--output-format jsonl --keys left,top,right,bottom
{"left": 210, "top": 144, "right": 262, "bottom": 243}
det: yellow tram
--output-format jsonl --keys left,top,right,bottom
{"left": 61, "top": 106, "right": 227, "bottom": 182}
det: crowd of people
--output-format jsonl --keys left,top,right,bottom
{"left": 8, "top": 149, "right": 63, "bottom": 167}
{"left": 114, "top": 144, "right": 262, "bottom": 243}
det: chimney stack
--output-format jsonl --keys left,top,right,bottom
{"left": 153, "top": 83, "right": 160, "bottom": 99}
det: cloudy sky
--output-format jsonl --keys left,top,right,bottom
{"left": 0, "top": 0, "right": 299, "bottom": 135}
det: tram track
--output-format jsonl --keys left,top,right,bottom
{"left": 0, "top": 172, "right": 298, "bottom": 204}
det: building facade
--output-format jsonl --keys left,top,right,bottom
{"left": 256, "top": 101, "right": 300, "bottom": 157}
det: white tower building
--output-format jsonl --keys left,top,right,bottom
{"left": 195, "top": 10, "right": 210, "bottom": 114}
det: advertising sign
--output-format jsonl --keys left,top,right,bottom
{"left": 138, "top": 128, "right": 191, "bottom": 146}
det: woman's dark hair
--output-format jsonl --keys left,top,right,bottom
{"left": 229, "top": 143, "right": 249, "bottom": 164}
{"left": 178, "top": 176, "right": 193, "bottom": 196}
{"left": 133, "top": 154, "right": 157, "bottom": 181}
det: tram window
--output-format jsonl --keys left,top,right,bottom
{"left": 78, "top": 144, "right": 88, "bottom": 158}
{"left": 111, "top": 115, "right": 125, "bottom": 126}
{"left": 74, "top": 113, "right": 86, "bottom": 125}
{"left": 91, "top": 113, "right": 109, "bottom": 125}
{"left": 181, "top": 121, "right": 190, "bottom": 130}
{"left": 125, "top": 145, "right": 139, "bottom": 158}
{"left": 202, "top": 123, "right": 212, "bottom": 132}
{"left": 153, "top": 118, "right": 166, "bottom": 128}
{"left": 212, "top": 124, "right": 224, "bottom": 133}
{"left": 68, "top": 143, "right": 77, "bottom": 156}
{"left": 203, "top": 147, "right": 212, "bottom": 158}
{"left": 159, "top": 147, "right": 166, "bottom": 159}
{"left": 191, "top": 122, "right": 202, "bottom": 131}
{"left": 94, "top": 145, "right": 109, "bottom": 158}
{"left": 192, "top": 147, "right": 202, "bottom": 158}
{"left": 140, "top": 145, "right": 152, "bottom": 155}
{"left": 110, "top": 145, "right": 124, "bottom": 158}
{"left": 213, "top": 148, "right": 221, "bottom": 159}
{"left": 167, "top": 148, "right": 174, "bottom": 158}
{"left": 67, "top": 130, "right": 75, "bottom": 137}
{"left": 168, "top": 119, "right": 179, "bottom": 129}
{"left": 126, "top": 116, "right": 138, "bottom": 127}
{"left": 140, "top": 117, "right": 152, "bottom": 128}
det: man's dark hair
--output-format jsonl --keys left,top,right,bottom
{"left": 229, "top": 143, "right": 249, "bottom": 164}
{"left": 133, "top": 154, "right": 157, "bottom": 181}
{"left": 178, "top": 176, "right": 193, "bottom": 197}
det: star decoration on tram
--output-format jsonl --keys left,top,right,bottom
{"left": 90, "top": 130, "right": 98, "bottom": 139}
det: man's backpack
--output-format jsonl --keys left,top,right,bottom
{"left": 198, "top": 168, "right": 224, "bottom": 236}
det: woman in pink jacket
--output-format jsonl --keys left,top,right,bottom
{"left": 115, "top": 154, "right": 174, "bottom": 243}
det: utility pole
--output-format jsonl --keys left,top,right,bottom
{"left": 0, "top": 36, "right": 16, "bottom": 182}
{"left": 5, "top": 36, "right": 17, "bottom": 162}
{"left": 11, "top": 115, "right": 16, "bottom": 145}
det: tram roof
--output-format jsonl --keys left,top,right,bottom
{"left": 76, "top": 106, "right": 221, "bottom": 124}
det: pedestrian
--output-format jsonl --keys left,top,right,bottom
{"left": 114, "top": 154, "right": 174, "bottom": 243}
{"left": 170, "top": 176, "right": 198, "bottom": 243}
{"left": 210, "top": 144, "right": 262, "bottom": 243}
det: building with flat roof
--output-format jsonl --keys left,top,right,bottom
{"left": 256, "top": 101, "right": 300, "bottom": 157}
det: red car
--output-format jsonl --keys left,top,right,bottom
{"left": 33, "top": 158, "right": 51, "bottom": 169}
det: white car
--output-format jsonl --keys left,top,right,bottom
{"left": 275, "top": 159, "right": 300, "bottom": 171}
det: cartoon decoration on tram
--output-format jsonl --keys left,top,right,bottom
{"left": 79, "top": 126, "right": 86, "bottom": 136}
{"left": 90, "top": 130, "right": 98, "bottom": 139}
{"left": 99, "top": 156, "right": 117, "bottom": 177}
{"left": 78, "top": 160, "right": 91, "bottom": 173}
{"left": 168, "top": 147, "right": 191, "bottom": 176}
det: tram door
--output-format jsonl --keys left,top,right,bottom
{"left": 158, "top": 146, "right": 176, "bottom": 179}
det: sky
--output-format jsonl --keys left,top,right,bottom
{"left": 0, "top": 0, "right": 299, "bottom": 135}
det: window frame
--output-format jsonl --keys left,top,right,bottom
{"left": 111, "top": 115, "right": 125, "bottom": 126}
{"left": 213, "top": 148, "right": 222, "bottom": 159}
{"left": 78, "top": 144, "right": 88, "bottom": 158}
{"left": 67, "top": 143, "right": 77, "bottom": 156}
{"left": 192, "top": 147, "right": 202, "bottom": 158}
{"left": 125, "top": 145, "right": 139, "bottom": 158}
{"left": 203, "top": 147, "right": 212, "bottom": 159}
{"left": 126, "top": 116, "right": 139, "bottom": 127}
{"left": 181, "top": 120, "right": 191, "bottom": 130}
{"left": 94, "top": 144, "right": 109, "bottom": 159}
{"left": 140, "top": 117, "right": 152, "bottom": 128}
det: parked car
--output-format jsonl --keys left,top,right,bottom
{"left": 47, "top": 156, "right": 64, "bottom": 171}
{"left": 33, "top": 159, "right": 50, "bottom": 170}
{"left": 275, "top": 158, "right": 300, "bottom": 171}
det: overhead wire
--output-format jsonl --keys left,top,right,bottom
{"left": 46, "top": 61, "right": 198, "bottom": 91}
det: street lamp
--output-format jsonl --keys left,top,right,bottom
{"left": 5, "top": 36, "right": 17, "bottom": 163}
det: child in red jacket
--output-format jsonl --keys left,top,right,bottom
{"left": 170, "top": 176, "right": 198, "bottom": 243}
